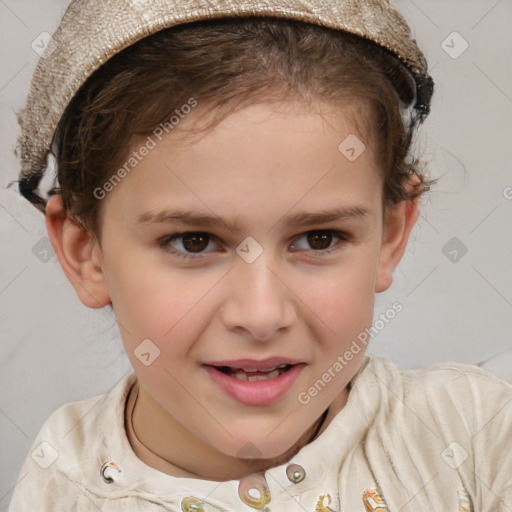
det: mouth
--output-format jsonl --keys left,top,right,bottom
{"left": 214, "top": 364, "right": 294, "bottom": 381}
{"left": 203, "top": 362, "right": 305, "bottom": 406}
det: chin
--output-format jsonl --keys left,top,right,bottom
{"left": 220, "top": 431, "right": 306, "bottom": 464}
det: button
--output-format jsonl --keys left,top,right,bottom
{"left": 238, "top": 472, "right": 271, "bottom": 509}
{"left": 100, "top": 461, "right": 121, "bottom": 484}
{"left": 286, "top": 463, "right": 306, "bottom": 484}
{"left": 181, "top": 496, "right": 204, "bottom": 511}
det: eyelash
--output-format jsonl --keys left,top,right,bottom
{"left": 158, "top": 230, "right": 350, "bottom": 261}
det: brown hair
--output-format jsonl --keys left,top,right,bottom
{"left": 19, "top": 17, "right": 435, "bottom": 240}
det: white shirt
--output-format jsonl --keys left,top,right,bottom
{"left": 8, "top": 356, "right": 512, "bottom": 511}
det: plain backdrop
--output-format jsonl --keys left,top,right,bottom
{"left": 1, "top": 0, "right": 511, "bottom": 508}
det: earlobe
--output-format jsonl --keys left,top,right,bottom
{"left": 45, "top": 195, "right": 111, "bottom": 308}
{"left": 374, "top": 197, "right": 419, "bottom": 293}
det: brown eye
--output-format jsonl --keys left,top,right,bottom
{"left": 181, "top": 233, "right": 210, "bottom": 252}
{"left": 291, "top": 230, "right": 348, "bottom": 254}
{"left": 307, "top": 231, "right": 334, "bottom": 250}
{"left": 162, "top": 232, "right": 216, "bottom": 256}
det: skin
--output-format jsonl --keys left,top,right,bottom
{"left": 46, "top": 100, "right": 419, "bottom": 481}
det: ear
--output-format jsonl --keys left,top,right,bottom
{"left": 45, "top": 194, "right": 111, "bottom": 308}
{"left": 374, "top": 178, "right": 420, "bottom": 293}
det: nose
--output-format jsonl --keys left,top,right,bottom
{"left": 219, "top": 256, "right": 297, "bottom": 341}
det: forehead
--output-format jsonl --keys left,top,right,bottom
{"left": 168, "top": 98, "right": 374, "bottom": 155}
{"left": 101, "top": 100, "right": 383, "bottom": 229}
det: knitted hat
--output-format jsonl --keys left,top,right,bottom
{"left": 17, "top": 0, "right": 434, "bottom": 206}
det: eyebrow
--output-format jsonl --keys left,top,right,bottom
{"left": 136, "top": 206, "right": 370, "bottom": 231}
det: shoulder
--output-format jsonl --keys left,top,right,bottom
{"left": 403, "top": 358, "right": 512, "bottom": 412}
{"left": 358, "top": 357, "right": 512, "bottom": 508}
{"left": 368, "top": 355, "right": 512, "bottom": 400}
{"left": 365, "top": 355, "right": 512, "bottom": 442}
{"left": 367, "top": 355, "right": 512, "bottom": 407}
{"left": 8, "top": 371, "right": 136, "bottom": 511}
{"left": 37, "top": 371, "right": 135, "bottom": 454}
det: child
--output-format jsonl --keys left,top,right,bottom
{"left": 9, "top": 0, "right": 511, "bottom": 510}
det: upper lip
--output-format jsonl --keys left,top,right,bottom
{"left": 203, "top": 357, "right": 304, "bottom": 371}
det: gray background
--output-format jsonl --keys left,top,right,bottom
{"left": 1, "top": 0, "right": 511, "bottom": 508}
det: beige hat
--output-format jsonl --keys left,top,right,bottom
{"left": 17, "top": 0, "right": 434, "bottom": 189}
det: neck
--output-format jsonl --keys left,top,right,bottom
{"left": 125, "top": 380, "right": 343, "bottom": 481}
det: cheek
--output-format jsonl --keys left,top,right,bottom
{"left": 104, "top": 253, "right": 220, "bottom": 345}
{"left": 302, "top": 249, "right": 379, "bottom": 331}
{"left": 100, "top": 234, "right": 230, "bottom": 377}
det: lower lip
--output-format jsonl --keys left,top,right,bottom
{"left": 202, "top": 364, "right": 305, "bottom": 406}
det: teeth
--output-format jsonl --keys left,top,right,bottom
{"left": 242, "top": 366, "right": 275, "bottom": 372}
{"left": 215, "top": 364, "right": 292, "bottom": 381}
{"left": 232, "top": 369, "right": 281, "bottom": 381}
{"left": 240, "top": 364, "right": 288, "bottom": 373}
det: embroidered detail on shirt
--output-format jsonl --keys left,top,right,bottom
{"left": 315, "top": 494, "right": 335, "bottom": 512}
{"left": 362, "top": 489, "right": 389, "bottom": 511}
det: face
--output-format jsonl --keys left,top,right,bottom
{"left": 68, "top": 100, "right": 410, "bottom": 475}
